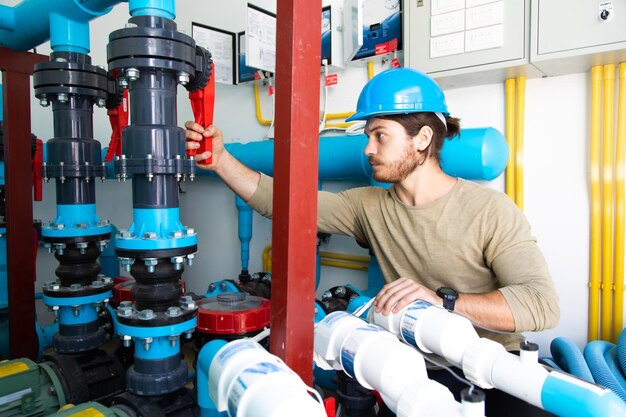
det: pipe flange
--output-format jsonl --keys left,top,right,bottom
{"left": 42, "top": 278, "right": 114, "bottom": 299}
{"left": 116, "top": 303, "right": 197, "bottom": 328}
{"left": 107, "top": 22, "right": 196, "bottom": 76}
{"left": 114, "top": 156, "right": 195, "bottom": 177}
{"left": 34, "top": 58, "right": 108, "bottom": 102}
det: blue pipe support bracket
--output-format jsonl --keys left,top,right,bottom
{"left": 0, "top": 0, "right": 122, "bottom": 52}
{"left": 235, "top": 196, "right": 252, "bottom": 271}
{"left": 132, "top": 334, "right": 181, "bottom": 360}
{"left": 36, "top": 321, "right": 58, "bottom": 359}
{"left": 116, "top": 208, "right": 197, "bottom": 251}
{"left": 58, "top": 303, "right": 98, "bottom": 325}
{"left": 541, "top": 371, "right": 626, "bottom": 417}
{"left": 116, "top": 317, "right": 196, "bottom": 339}
{"left": 41, "top": 204, "right": 112, "bottom": 238}
{"left": 197, "top": 340, "right": 228, "bottom": 417}
{"left": 129, "top": 0, "right": 175, "bottom": 19}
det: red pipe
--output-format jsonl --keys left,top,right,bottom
{"left": 270, "top": 0, "right": 322, "bottom": 384}
{"left": 0, "top": 46, "right": 47, "bottom": 359}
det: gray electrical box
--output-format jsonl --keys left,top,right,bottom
{"left": 403, "top": 0, "right": 541, "bottom": 88}
{"left": 530, "top": 0, "right": 626, "bottom": 76}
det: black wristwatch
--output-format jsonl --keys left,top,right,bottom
{"left": 436, "top": 287, "right": 458, "bottom": 311}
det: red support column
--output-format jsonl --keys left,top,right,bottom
{"left": 270, "top": 0, "right": 322, "bottom": 384}
{"left": 0, "top": 47, "right": 48, "bottom": 359}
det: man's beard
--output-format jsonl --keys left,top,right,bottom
{"left": 369, "top": 144, "right": 422, "bottom": 183}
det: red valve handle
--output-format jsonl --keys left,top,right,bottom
{"left": 105, "top": 90, "right": 129, "bottom": 163}
{"left": 188, "top": 62, "right": 215, "bottom": 165}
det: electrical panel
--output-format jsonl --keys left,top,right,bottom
{"left": 530, "top": 0, "right": 626, "bottom": 76}
{"left": 403, "top": 0, "right": 541, "bottom": 88}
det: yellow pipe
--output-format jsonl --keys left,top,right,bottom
{"left": 253, "top": 83, "right": 273, "bottom": 126}
{"left": 601, "top": 64, "right": 615, "bottom": 341}
{"left": 323, "top": 122, "right": 357, "bottom": 129}
{"left": 613, "top": 62, "right": 626, "bottom": 342}
{"left": 589, "top": 66, "right": 603, "bottom": 342}
{"left": 367, "top": 60, "right": 375, "bottom": 80}
{"left": 319, "top": 251, "right": 370, "bottom": 264}
{"left": 320, "top": 259, "right": 369, "bottom": 272}
{"left": 505, "top": 78, "right": 516, "bottom": 201}
{"left": 326, "top": 112, "right": 355, "bottom": 120}
{"left": 514, "top": 76, "right": 526, "bottom": 211}
{"left": 262, "top": 244, "right": 272, "bottom": 272}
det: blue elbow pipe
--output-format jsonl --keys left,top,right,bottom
{"left": 617, "top": 328, "right": 626, "bottom": 375}
{"left": 235, "top": 196, "right": 252, "bottom": 272}
{"left": 550, "top": 337, "right": 594, "bottom": 383}
{"left": 0, "top": 0, "right": 122, "bottom": 51}
{"left": 197, "top": 340, "right": 228, "bottom": 417}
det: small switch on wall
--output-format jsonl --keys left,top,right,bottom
{"left": 598, "top": 0, "right": 614, "bottom": 22}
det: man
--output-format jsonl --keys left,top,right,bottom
{"left": 186, "top": 68, "right": 559, "bottom": 416}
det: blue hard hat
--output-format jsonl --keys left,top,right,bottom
{"left": 346, "top": 68, "right": 449, "bottom": 122}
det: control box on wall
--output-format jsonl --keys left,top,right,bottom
{"left": 530, "top": 0, "right": 626, "bottom": 76}
{"left": 403, "top": 0, "right": 541, "bottom": 88}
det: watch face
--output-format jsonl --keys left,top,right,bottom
{"left": 438, "top": 287, "right": 456, "bottom": 297}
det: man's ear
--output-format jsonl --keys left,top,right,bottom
{"left": 413, "top": 126, "right": 433, "bottom": 152}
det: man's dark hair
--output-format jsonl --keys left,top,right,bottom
{"left": 377, "top": 112, "right": 461, "bottom": 165}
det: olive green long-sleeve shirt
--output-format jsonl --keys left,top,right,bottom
{"left": 248, "top": 174, "right": 560, "bottom": 350}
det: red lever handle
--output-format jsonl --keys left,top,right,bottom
{"left": 188, "top": 62, "right": 215, "bottom": 165}
{"left": 105, "top": 90, "right": 129, "bottom": 163}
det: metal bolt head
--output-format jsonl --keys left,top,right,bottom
{"left": 186, "top": 228, "right": 195, "bottom": 236}
{"left": 180, "top": 296, "right": 196, "bottom": 310}
{"left": 50, "top": 283, "right": 60, "bottom": 291}
{"left": 39, "top": 97, "right": 50, "bottom": 107}
{"left": 321, "top": 291, "right": 332, "bottom": 300}
{"left": 119, "top": 230, "right": 133, "bottom": 239}
{"left": 166, "top": 306, "right": 182, "bottom": 317}
{"left": 76, "top": 223, "right": 88, "bottom": 229}
{"left": 125, "top": 22, "right": 138, "bottom": 28}
{"left": 143, "top": 232, "right": 157, "bottom": 240}
{"left": 121, "top": 334, "right": 132, "bottom": 347}
{"left": 171, "top": 231, "right": 183, "bottom": 238}
{"left": 119, "top": 301, "right": 133, "bottom": 308}
{"left": 119, "top": 78, "right": 128, "bottom": 89}
{"left": 334, "top": 286, "right": 346, "bottom": 297}
{"left": 177, "top": 72, "right": 190, "bottom": 85}
{"left": 144, "top": 259, "right": 158, "bottom": 267}
{"left": 92, "top": 280, "right": 104, "bottom": 288}
{"left": 138, "top": 309, "right": 155, "bottom": 320}
{"left": 220, "top": 282, "right": 228, "bottom": 291}
{"left": 168, "top": 335, "right": 179, "bottom": 347}
{"left": 208, "top": 283, "right": 216, "bottom": 293}
{"left": 57, "top": 93, "right": 68, "bottom": 103}
{"left": 184, "top": 330, "right": 194, "bottom": 339}
{"left": 96, "top": 98, "right": 106, "bottom": 108}
{"left": 125, "top": 68, "right": 140, "bottom": 81}
{"left": 69, "top": 284, "right": 82, "bottom": 291}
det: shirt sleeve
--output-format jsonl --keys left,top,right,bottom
{"left": 484, "top": 194, "right": 560, "bottom": 332}
{"left": 246, "top": 173, "right": 367, "bottom": 241}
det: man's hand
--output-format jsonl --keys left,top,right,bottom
{"left": 373, "top": 277, "right": 441, "bottom": 315}
{"left": 184, "top": 122, "right": 225, "bottom": 170}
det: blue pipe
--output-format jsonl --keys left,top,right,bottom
{"left": 197, "top": 340, "right": 228, "bottom": 417}
{"left": 617, "top": 328, "right": 626, "bottom": 376}
{"left": 235, "top": 196, "right": 252, "bottom": 273}
{"left": 129, "top": 0, "right": 175, "bottom": 19}
{"left": 550, "top": 337, "right": 594, "bottom": 383}
{"left": 0, "top": 0, "right": 123, "bottom": 52}
{"left": 198, "top": 128, "right": 508, "bottom": 182}
{"left": 541, "top": 369, "right": 626, "bottom": 417}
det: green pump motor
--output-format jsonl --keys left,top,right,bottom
{"left": 0, "top": 358, "right": 66, "bottom": 417}
{"left": 0, "top": 351, "right": 125, "bottom": 417}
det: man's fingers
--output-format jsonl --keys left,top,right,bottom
{"left": 194, "top": 151, "right": 212, "bottom": 162}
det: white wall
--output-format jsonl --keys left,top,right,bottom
{"left": 4, "top": 0, "right": 621, "bottom": 356}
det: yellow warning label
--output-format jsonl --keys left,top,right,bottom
{"left": 0, "top": 361, "right": 29, "bottom": 378}
{"left": 68, "top": 408, "right": 106, "bottom": 417}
